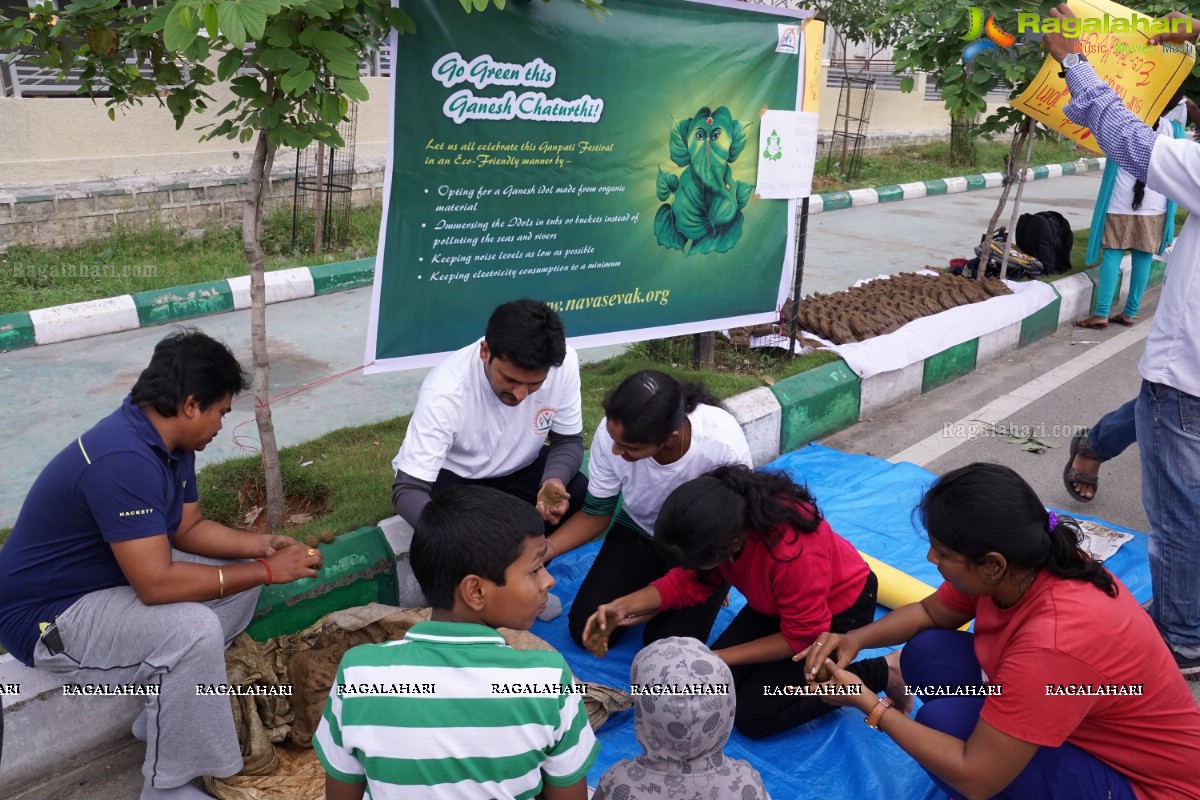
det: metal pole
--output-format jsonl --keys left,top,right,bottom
{"left": 788, "top": 196, "right": 810, "bottom": 358}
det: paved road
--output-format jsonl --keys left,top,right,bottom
{"left": 0, "top": 172, "right": 1105, "bottom": 527}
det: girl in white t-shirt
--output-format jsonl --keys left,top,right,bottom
{"left": 546, "top": 370, "right": 752, "bottom": 649}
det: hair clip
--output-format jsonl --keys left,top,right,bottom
{"left": 1046, "top": 510, "right": 1058, "bottom": 532}
{"left": 640, "top": 375, "right": 660, "bottom": 395}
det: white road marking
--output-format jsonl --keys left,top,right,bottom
{"left": 889, "top": 324, "right": 1150, "bottom": 467}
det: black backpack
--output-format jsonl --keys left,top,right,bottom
{"left": 1016, "top": 211, "right": 1073, "bottom": 274}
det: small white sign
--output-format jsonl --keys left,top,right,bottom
{"left": 776, "top": 24, "right": 801, "bottom": 55}
{"left": 755, "top": 110, "right": 819, "bottom": 199}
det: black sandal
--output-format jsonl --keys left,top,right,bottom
{"left": 1063, "top": 433, "right": 1099, "bottom": 502}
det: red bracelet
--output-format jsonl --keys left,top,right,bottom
{"left": 257, "top": 558, "right": 273, "bottom": 586}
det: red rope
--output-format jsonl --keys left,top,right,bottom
{"left": 227, "top": 362, "right": 372, "bottom": 455}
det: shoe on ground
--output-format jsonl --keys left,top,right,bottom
{"left": 1171, "top": 648, "right": 1200, "bottom": 682}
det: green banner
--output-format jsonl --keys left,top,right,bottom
{"left": 365, "top": 0, "right": 811, "bottom": 371}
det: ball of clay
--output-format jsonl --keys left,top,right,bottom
{"left": 813, "top": 662, "right": 835, "bottom": 683}
{"left": 319, "top": 529, "right": 336, "bottom": 544}
{"left": 304, "top": 535, "right": 319, "bottom": 548}
{"left": 583, "top": 626, "right": 613, "bottom": 658}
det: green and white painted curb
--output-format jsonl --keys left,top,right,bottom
{"left": 0, "top": 257, "right": 375, "bottom": 353}
{"left": 808, "top": 157, "right": 1105, "bottom": 215}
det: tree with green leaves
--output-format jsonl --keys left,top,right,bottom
{"left": 0, "top": 0, "right": 598, "bottom": 531}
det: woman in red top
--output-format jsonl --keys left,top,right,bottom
{"left": 583, "top": 465, "right": 906, "bottom": 738}
{"left": 806, "top": 463, "right": 1200, "bottom": 799}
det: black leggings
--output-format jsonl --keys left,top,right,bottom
{"left": 566, "top": 520, "right": 729, "bottom": 648}
{"left": 713, "top": 570, "right": 888, "bottom": 739}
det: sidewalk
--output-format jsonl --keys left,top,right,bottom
{"left": 0, "top": 170, "right": 1104, "bottom": 527}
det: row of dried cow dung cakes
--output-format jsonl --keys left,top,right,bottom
{"left": 793, "top": 273, "right": 1012, "bottom": 345}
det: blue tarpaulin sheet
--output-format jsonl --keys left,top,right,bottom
{"left": 533, "top": 443, "right": 1151, "bottom": 798}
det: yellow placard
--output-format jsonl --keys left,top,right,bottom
{"left": 801, "top": 19, "right": 825, "bottom": 114}
{"left": 1011, "top": 0, "right": 1194, "bottom": 152}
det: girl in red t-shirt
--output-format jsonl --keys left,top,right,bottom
{"left": 805, "top": 462, "right": 1200, "bottom": 800}
{"left": 583, "top": 464, "right": 907, "bottom": 738}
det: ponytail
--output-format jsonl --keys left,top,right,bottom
{"left": 920, "top": 464, "right": 1117, "bottom": 598}
{"left": 603, "top": 370, "right": 721, "bottom": 445}
{"left": 1042, "top": 511, "right": 1117, "bottom": 597}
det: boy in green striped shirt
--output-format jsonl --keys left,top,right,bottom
{"left": 314, "top": 486, "right": 598, "bottom": 800}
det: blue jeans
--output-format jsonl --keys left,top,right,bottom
{"left": 1135, "top": 380, "right": 1200, "bottom": 657}
{"left": 901, "top": 630, "right": 1136, "bottom": 800}
{"left": 1087, "top": 398, "right": 1137, "bottom": 462}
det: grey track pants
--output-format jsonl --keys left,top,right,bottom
{"left": 33, "top": 551, "right": 261, "bottom": 790}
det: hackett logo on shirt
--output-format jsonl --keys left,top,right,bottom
{"left": 532, "top": 406, "right": 556, "bottom": 433}
{"left": 118, "top": 508, "right": 154, "bottom": 517}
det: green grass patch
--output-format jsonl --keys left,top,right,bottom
{"left": 0, "top": 204, "right": 381, "bottom": 315}
{"left": 814, "top": 137, "right": 1083, "bottom": 194}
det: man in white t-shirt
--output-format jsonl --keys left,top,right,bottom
{"left": 391, "top": 299, "right": 588, "bottom": 533}
{"left": 1047, "top": 6, "right": 1200, "bottom": 679}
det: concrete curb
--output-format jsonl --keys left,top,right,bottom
{"left": 0, "top": 257, "right": 375, "bottom": 353}
{"left": 0, "top": 157, "right": 1100, "bottom": 353}
{"left": 0, "top": 244, "right": 1161, "bottom": 796}
{"left": 808, "top": 157, "right": 1105, "bottom": 216}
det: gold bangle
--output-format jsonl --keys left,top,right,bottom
{"left": 218, "top": 566, "right": 225, "bottom": 599}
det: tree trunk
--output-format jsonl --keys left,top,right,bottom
{"left": 312, "top": 140, "right": 326, "bottom": 256}
{"left": 949, "top": 109, "right": 978, "bottom": 166}
{"left": 693, "top": 332, "right": 715, "bottom": 370}
{"left": 245, "top": 128, "right": 286, "bottom": 532}
{"left": 979, "top": 118, "right": 1034, "bottom": 279}
{"left": 999, "top": 123, "right": 1037, "bottom": 281}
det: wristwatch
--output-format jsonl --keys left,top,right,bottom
{"left": 1059, "top": 53, "right": 1087, "bottom": 77}
{"left": 865, "top": 697, "right": 894, "bottom": 731}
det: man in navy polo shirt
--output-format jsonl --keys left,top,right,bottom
{"left": 0, "top": 329, "right": 323, "bottom": 800}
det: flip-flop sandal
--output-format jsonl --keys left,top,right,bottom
{"left": 1109, "top": 314, "right": 1137, "bottom": 327}
{"left": 1063, "top": 434, "right": 1099, "bottom": 502}
{"left": 1074, "top": 318, "right": 1108, "bottom": 330}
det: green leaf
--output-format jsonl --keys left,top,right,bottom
{"left": 264, "top": 21, "right": 292, "bottom": 46}
{"left": 107, "top": 107, "right": 116, "bottom": 121}
{"left": 335, "top": 76, "right": 368, "bottom": 101}
{"left": 320, "top": 91, "right": 343, "bottom": 124}
{"left": 326, "top": 53, "right": 360, "bottom": 79}
{"left": 216, "top": 47, "right": 244, "bottom": 81}
{"left": 943, "top": 63, "right": 964, "bottom": 84}
{"left": 299, "top": 0, "right": 343, "bottom": 20}
{"left": 216, "top": 0, "right": 271, "bottom": 48}
{"left": 281, "top": 68, "right": 315, "bottom": 96}
{"left": 899, "top": 75, "right": 914, "bottom": 94}
{"left": 229, "top": 74, "right": 262, "bottom": 98}
{"left": 164, "top": 4, "right": 200, "bottom": 52}
{"left": 313, "top": 30, "right": 352, "bottom": 51}
{"left": 166, "top": 91, "right": 191, "bottom": 127}
{"left": 203, "top": 3, "right": 219, "bottom": 40}
{"left": 256, "top": 46, "right": 308, "bottom": 71}
{"left": 284, "top": 128, "right": 313, "bottom": 148}
{"left": 385, "top": 7, "right": 415, "bottom": 34}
